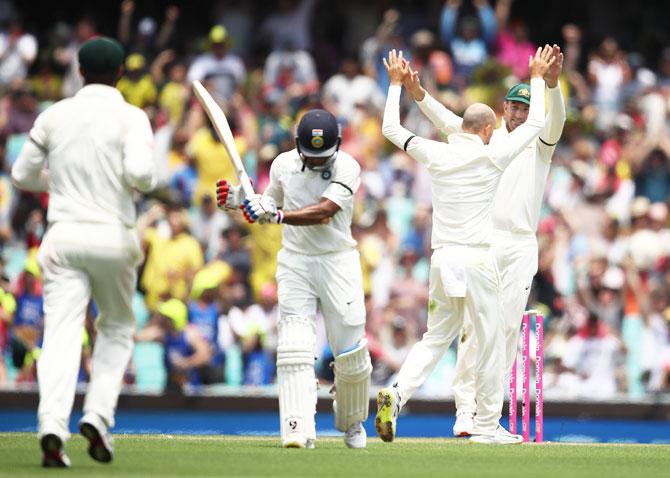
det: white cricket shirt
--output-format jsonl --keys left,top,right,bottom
{"left": 11, "top": 84, "right": 157, "bottom": 227}
{"left": 263, "top": 149, "right": 360, "bottom": 255}
{"left": 491, "top": 86, "right": 566, "bottom": 235}
{"left": 383, "top": 78, "right": 546, "bottom": 248}
{"left": 416, "top": 82, "right": 566, "bottom": 236}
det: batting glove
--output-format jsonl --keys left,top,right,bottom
{"left": 241, "top": 194, "right": 284, "bottom": 224}
{"left": 216, "top": 179, "right": 245, "bottom": 210}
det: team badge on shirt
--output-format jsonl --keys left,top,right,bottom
{"left": 311, "top": 129, "right": 324, "bottom": 148}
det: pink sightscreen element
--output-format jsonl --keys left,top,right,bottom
{"left": 509, "top": 356, "right": 517, "bottom": 433}
{"left": 521, "top": 313, "right": 531, "bottom": 443}
{"left": 535, "top": 314, "right": 544, "bottom": 443}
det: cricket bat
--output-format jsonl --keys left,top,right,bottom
{"left": 192, "top": 80, "right": 255, "bottom": 197}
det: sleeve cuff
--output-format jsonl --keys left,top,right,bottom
{"left": 530, "top": 77, "right": 545, "bottom": 88}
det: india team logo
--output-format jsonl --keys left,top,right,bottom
{"left": 311, "top": 129, "right": 324, "bottom": 148}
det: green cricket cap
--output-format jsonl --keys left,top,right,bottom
{"left": 78, "top": 37, "right": 125, "bottom": 75}
{"left": 505, "top": 83, "right": 531, "bottom": 105}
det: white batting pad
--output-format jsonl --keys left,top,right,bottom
{"left": 333, "top": 338, "right": 373, "bottom": 432}
{"left": 277, "top": 315, "right": 317, "bottom": 445}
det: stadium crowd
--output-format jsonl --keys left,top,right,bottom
{"left": 0, "top": 0, "right": 669, "bottom": 401}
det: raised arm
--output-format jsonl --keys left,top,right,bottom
{"left": 404, "top": 64, "right": 463, "bottom": 135}
{"left": 539, "top": 45, "right": 567, "bottom": 155}
{"left": 439, "top": 0, "right": 461, "bottom": 47}
{"left": 489, "top": 45, "right": 554, "bottom": 169}
{"left": 382, "top": 50, "right": 444, "bottom": 167}
{"left": 474, "top": 0, "right": 497, "bottom": 46}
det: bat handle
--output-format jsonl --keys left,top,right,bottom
{"left": 239, "top": 173, "right": 255, "bottom": 197}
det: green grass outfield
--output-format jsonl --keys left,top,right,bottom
{"left": 1, "top": 433, "right": 669, "bottom": 478}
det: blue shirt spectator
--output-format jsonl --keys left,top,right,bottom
{"left": 440, "top": 0, "right": 497, "bottom": 83}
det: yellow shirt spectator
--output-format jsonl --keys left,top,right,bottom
{"left": 159, "top": 81, "right": 188, "bottom": 125}
{"left": 187, "top": 127, "right": 246, "bottom": 205}
{"left": 117, "top": 74, "right": 158, "bottom": 109}
{"left": 248, "top": 223, "right": 282, "bottom": 299}
{"left": 141, "top": 227, "right": 204, "bottom": 309}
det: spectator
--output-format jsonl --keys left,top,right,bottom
{"left": 54, "top": 16, "right": 97, "bottom": 97}
{"left": 439, "top": 0, "right": 497, "bottom": 86}
{"left": 371, "top": 316, "right": 412, "bottom": 386}
{"left": 360, "top": 9, "right": 408, "bottom": 92}
{"left": 241, "top": 325, "right": 274, "bottom": 386}
{"left": 152, "top": 51, "right": 189, "bottom": 126}
{"left": 0, "top": 286, "right": 16, "bottom": 385}
{"left": 262, "top": 38, "right": 319, "bottom": 113}
{"left": 187, "top": 268, "right": 227, "bottom": 384}
{"left": 260, "top": 0, "right": 316, "bottom": 52}
{"left": 0, "top": 17, "right": 37, "bottom": 89}
{"left": 219, "top": 225, "right": 252, "bottom": 303}
{"left": 118, "top": 1, "right": 179, "bottom": 59}
{"left": 322, "top": 57, "right": 384, "bottom": 124}
{"left": 494, "top": 0, "right": 535, "bottom": 80}
{"left": 1, "top": 84, "right": 39, "bottom": 139}
{"left": 136, "top": 298, "right": 212, "bottom": 392}
{"left": 187, "top": 25, "right": 246, "bottom": 101}
{"left": 139, "top": 205, "right": 204, "bottom": 309}
{"left": 554, "top": 313, "right": 624, "bottom": 400}
{"left": 408, "top": 30, "right": 453, "bottom": 93}
{"left": 587, "top": 37, "right": 631, "bottom": 132}
{"left": 116, "top": 54, "right": 158, "bottom": 109}
{"left": 10, "top": 257, "right": 43, "bottom": 383}
{"left": 190, "top": 194, "right": 231, "bottom": 261}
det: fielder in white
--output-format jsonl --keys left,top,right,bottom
{"left": 11, "top": 37, "right": 156, "bottom": 467}
{"left": 376, "top": 47, "right": 554, "bottom": 444}
{"left": 216, "top": 109, "right": 371, "bottom": 449}
{"left": 404, "top": 45, "right": 566, "bottom": 436}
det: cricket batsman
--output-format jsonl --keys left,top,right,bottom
{"left": 376, "top": 47, "right": 554, "bottom": 444}
{"left": 404, "top": 45, "right": 566, "bottom": 436}
{"left": 216, "top": 109, "right": 371, "bottom": 448}
{"left": 11, "top": 37, "right": 157, "bottom": 467}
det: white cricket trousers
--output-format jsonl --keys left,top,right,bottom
{"left": 394, "top": 245, "right": 505, "bottom": 433}
{"left": 276, "top": 248, "right": 366, "bottom": 354}
{"left": 36, "top": 221, "right": 142, "bottom": 440}
{"left": 452, "top": 231, "right": 538, "bottom": 415}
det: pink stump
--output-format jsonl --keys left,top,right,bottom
{"left": 535, "top": 314, "right": 544, "bottom": 443}
{"left": 521, "top": 313, "right": 531, "bottom": 443}
{"left": 509, "top": 356, "right": 517, "bottom": 434}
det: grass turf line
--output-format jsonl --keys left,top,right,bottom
{"left": 1, "top": 433, "right": 669, "bottom": 478}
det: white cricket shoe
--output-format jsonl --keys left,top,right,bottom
{"left": 375, "top": 387, "right": 400, "bottom": 442}
{"left": 344, "top": 422, "right": 367, "bottom": 449}
{"left": 452, "top": 411, "right": 475, "bottom": 437}
{"left": 469, "top": 425, "right": 523, "bottom": 445}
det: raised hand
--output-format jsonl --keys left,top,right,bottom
{"left": 403, "top": 64, "right": 425, "bottom": 101}
{"left": 529, "top": 44, "right": 556, "bottom": 79}
{"left": 383, "top": 49, "right": 410, "bottom": 86}
{"left": 544, "top": 44, "right": 563, "bottom": 88}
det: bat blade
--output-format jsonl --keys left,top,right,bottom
{"left": 192, "top": 80, "right": 255, "bottom": 197}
